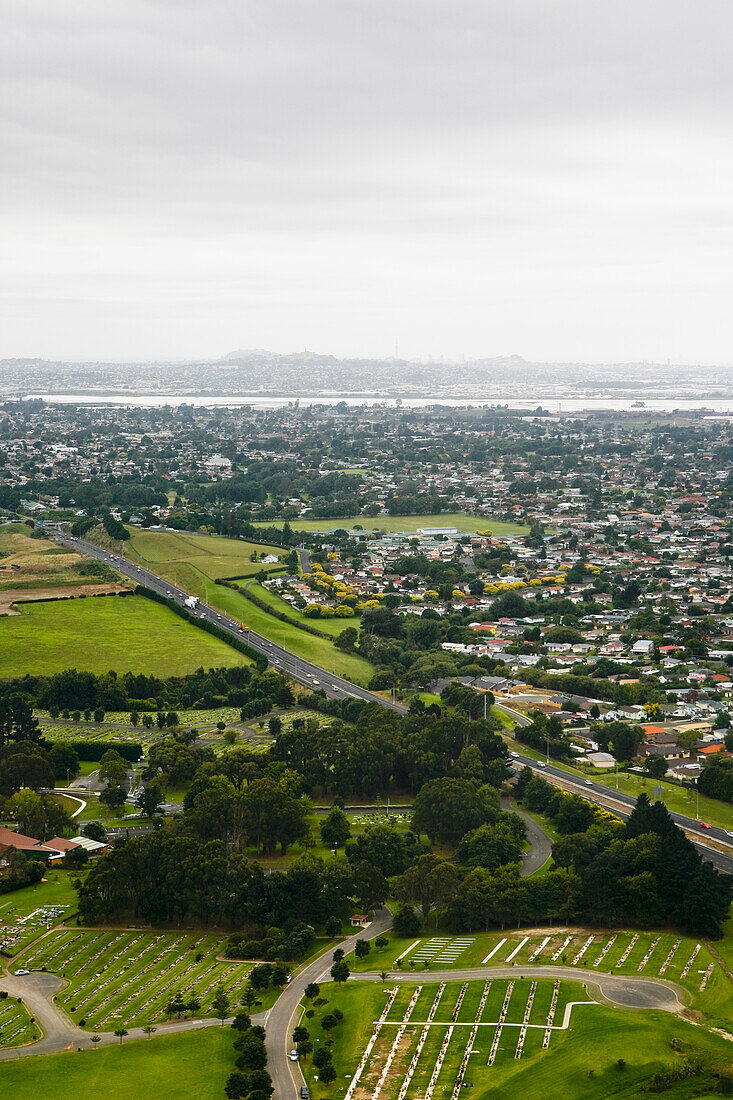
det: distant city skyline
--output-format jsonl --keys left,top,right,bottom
{"left": 3, "top": 1, "right": 733, "bottom": 365}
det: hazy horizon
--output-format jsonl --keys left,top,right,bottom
{"left": 3, "top": 1, "right": 733, "bottom": 365}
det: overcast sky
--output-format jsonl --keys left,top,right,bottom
{"left": 2, "top": 0, "right": 733, "bottom": 364}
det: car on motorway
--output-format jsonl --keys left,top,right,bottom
{"left": 725, "top": 830, "right": 733, "bottom": 839}
{"left": 538, "top": 762, "right": 546, "bottom": 768}
{"left": 699, "top": 821, "right": 711, "bottom": 829}
{"left": 585, "top": 779, "right": 593, "bottom": 786}
{"left": 510, "top": 751, "right": 519, "bottom": 758}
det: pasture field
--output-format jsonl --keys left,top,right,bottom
{"left": 0, "top": 872, "right": 79, "bottom": 955}
{"left": 197, "top": 579, "right": 373, "bottom": 684}
{"left": 0, "top": 997, "right": 37, "bottom": 1048}
{"left": 253, "top": 513, "right": 529, "bottom": 536}
{"left": 302, "top": 979, "right": 733, "bottom": 1100}
{"left": 0, "top": 1029, "right": 233, "bottom": 1100}
{"left": 349, "top": 928, "right": 733, "bottom": 1022}
{"left": 125, "top": 528, "right": 286, "bottom": 593}
{"left": 15, "top": 930, "right": 252, "bottom": 1031}
{"left": 0, "top": 523, "right": 85, "bottom": 593}
{"left": 0, "top": 595, "right": 249, "bottom": 678}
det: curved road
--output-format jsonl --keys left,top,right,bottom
{"left": 0, "top": 971, "right": 227, "bottom": 1061}
{"left": 350, "top": 964, "right": 685, "bottom": 1013}
{"left": 258, "top": 906, "right": 392, "bottom": 1099}
{"left": 501, "top": 798, "right": 553, "bottom": 876}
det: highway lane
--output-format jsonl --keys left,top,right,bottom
{"left": 496, "top": 703, "right": 733, "bottom": 875}
{"left": 52, "top": 531, "right": 407, "bottom": 715}
{"left": 49, "top": 532, "right": 733, "bottom": 872}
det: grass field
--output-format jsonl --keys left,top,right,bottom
{"left": 0, "top": 594, "right": 248, "bottom": 678}
{"left": 196, "top": 578, "right": 374, "bottom": 684}
{"left": 0, "top": 1029, "right": 233, "bottom": 1100}
{"left": 0, "top": 524, "right": 86, "bottom": 593}
{"left": 301, "top": 979, "right": 733, "bottom": 1100}
{"left": 0, "top": 872, "right": 79, "bottom": 955}
{"left": 125, "top": 528, "right": 286, "bottom": 594}
{"left": 253, "top": 512, "right": 529, "bottom": 535}
{"left": 250, "top": 580, "right": 348, "bottom": 637}
{"left": 16, "top": 930, "right": 252, "bottom": 1030}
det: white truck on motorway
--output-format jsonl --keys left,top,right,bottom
{"left": 184, "top": 595, "right": 199, "bottom": 609}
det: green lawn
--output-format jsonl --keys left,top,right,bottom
{"left": 253, "top": 512, "right": 529, "bottom": 535}
{"left": 125, "top": 528, "right": 286, "bottom": 584}
{"left": 300, "top": 979, "right": 733, "bottom": 1100}
{"left": 196, "top": 579, "right": 374, "bottom": 685}
{"left": 0, "top": 595, "right": 249, "bottom": 678}
{"left": 0, "top": 1029, "right": 233, "bottom": 1100}
{"left": 248, "top": 581, "right": 348, "bottom": 637}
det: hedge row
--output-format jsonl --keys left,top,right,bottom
{"left": 62, "top": 740, "right": 143, "bottom": 762}
{"left": 134, "top": 585, "right": 268, "bottom": 671}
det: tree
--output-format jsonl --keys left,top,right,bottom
{"left": 644, "top": 754, "right": 668, "bottom": 779}
{"left": 0, "top": 693, "right": 41, "bottom": 747}
{"left": 99, "top": 749, "right": 128, "bottom": 788}
{"left": 304, "top": 982, "right": 320, "bottom": 1000}
{"left": 0, "top": 742, "right": 56, "bottom": 796}
{"left": 91, "top": 1034, "right": 101, "bottom": 1049}
{"left": 212, "top": 984, "right": 230, "bottom": 1025}
{"left": 392, "top": 855, "right": 460, "bottom": 923}
{"left": 114, "top": 1027, "right": 128, "bottom": 1044}
{"left": 100, "top": 783, "right": 126, "bottom": 811}
{"left": 320, "top": 807, "right": 351, "bottom": 848}
{"left": 83, "top": 821, "right": 106, "bottom": 841}
{"left": 143, "top": 1025, "right": 157, "bottom": 1040}
{"left": 142, "top": 713, "right": 154, "bottom": 730}
{"left": 676, "top": 729, "right": 699, "bottom": 756}
{"left": 319, "top": 1062, "right": 337, "bottom": 1086}
{"left": 411, "top": 778, "right": 500, "bottom": 844}
{"left": 292, "top": 1025, "right": 309, "bottom": 1045}
{"left": 354, "top": 938, "right": 371, "bottom": 959}
{"left": 8, "top": 788, "right": 71, "bottom": 841}
{"left": 129, "top": 711, "right": 140, "bottom": 727}
{"left": 136, "top": 783, "right": 164, "bottom": 818}
{"left": 353, "top": 861, "right": 388, "bottom": 912}
{"left": 330, "top": 959, "right": 349, "bottom": 984}
{"left": 335, "top": 627, "right": 358, "bottom": 652}
{"left": 49, "top": 743, "right": 80, "bottom": 783}
{"left": 94, "top": 709, "right": 105, "bottom": 724}
{"left": 325, "top": 915, "right": 341, "bottom": 937}
{"left": 392, "top": 905, "right": 420, "bottom": 937}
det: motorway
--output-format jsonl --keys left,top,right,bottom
{"left": 52, "top": 531, "right": 406, "bottom": 714}
{"left": 52, "top": 530, "right": 733, "bottom": 874}
{"left": 495, "top": 703, "right": 733, "bottom": 875}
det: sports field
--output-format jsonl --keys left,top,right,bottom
{"left": 253, "top": 513, "right": 529, "bottom": 535}
{"left": 303, "top": 979, "right": 733, "bottom": 1100}
{"left": 15, "top": 929, "right": 251, "bottom": 1030}
{"left": 0, "top": 594, "right": 248, "bottom": 678}
{"left": 125, "top": 528, "right": 286, "bottom": 597}
{"left": 0, "top": 1029, "right": 233, "bottom": 1100}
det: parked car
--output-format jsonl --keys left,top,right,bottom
{"left": 300, "top": 1089, "right": 310, "bottom": 1099}
{"left": 289, "top": 1049, "right": 300, "bottom": 1062}
{"left": 14, "top": 969, "right": 30, "bottom": 976}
